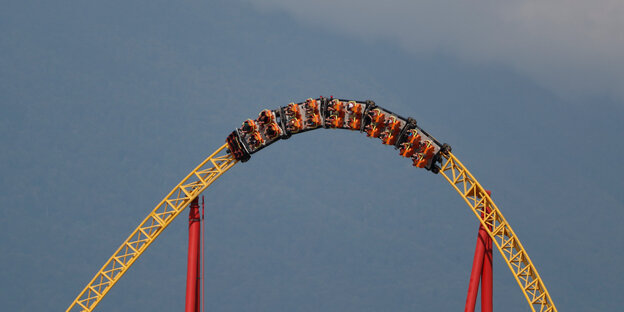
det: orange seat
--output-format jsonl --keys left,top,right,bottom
{"left": 389, "top": 119, "right": 402, "bottom": 133}
{"left": 265, "top": 123, "right": 280, "bottom": 139}
{"left": 383, "top": 134, "right": 398, "bottom": 145}
{"left": 367, "top": 110, "right": 386, "bottom": 134}
{"left": 400, "top": 144, "right": 416, "bottom": 158}
{"left": 308, "top": 114, "right": 321, "bottom": 127}
{"left": 382, "top": 118, "right": 402, "bottom": 145}
{"left": 332, "top": 117, "right": 344, "bottom": 128}
{"left": 348, "top": 102, "right": 362, "bottom": 114}
{"left": 412, "top": 153, "right": 428, "bottom": 168}
{"left": 286, "top": 103, "right": 300, "bottom": 118}
{"left": 421, "top": 141, "right": 435, "bottom": 155}
{"left": 288, "top": 118, "right": 302, "bottom": 132}
{"left": 330, "top": 100, "right": 344, "bottom": 112}
{"left": 416, "top": 157, "right": 428, "bottom": 168}
{"left": 372, "top": 113, "right": 385, "bottom": 125}
{"left": 349, "top": 117, "right": 361, "bottom": 130}
{"left": 408, "top": 132, "right": 421, "bottom": 145}
{"left": 305, "top": 99, "right": 318, "bottom": 114}
{"left": 367, "top": 126, "right": 382, "bottom": 138}
{"left": 335, "top": 110, "right": 345, "bottom": 127}
{"left": 327, "top": 100, "right": 345, "bottom": 128}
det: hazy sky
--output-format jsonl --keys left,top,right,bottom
{"left": 1, "top": 1, "right": 623, "bottom": 311}
{"left": 250, "top": 0, "right": 624, "bottom": 101}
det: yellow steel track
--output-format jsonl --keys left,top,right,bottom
{"left": 67, "top": 144, "right": 557, "bottom": 311}
{"left": 67, "top": 144, "right": 237, "bottom": 312}
{"left": 439, "top": 152, "right": 556, "bottom": 312}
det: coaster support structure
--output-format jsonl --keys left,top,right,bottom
{"left": 66, "top": 98, "right": 557, "bottom": 312}
{"left": 465, "top": 190, "right": 493, "bottom": 312}
{"left": 440, "top": 153, "right": 555, "bottom": 312}
{"left": 185, "top": 198, "right": 202, "bottom": 312}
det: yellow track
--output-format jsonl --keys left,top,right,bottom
{"left": 439, "top": 152, "right": 556, "bottom": 312}
{"left": 67, "top": 145, "right": 557, "bottom": 312}
{"left": 67, "top": 144, "right": 237, "bottom": 312}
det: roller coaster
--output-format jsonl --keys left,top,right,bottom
{"left": 67, "top": 97, "right": 558, "bottom": 312}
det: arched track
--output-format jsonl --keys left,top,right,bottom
{"left": 67, "top": 98, "right": 557, "bottom": 312}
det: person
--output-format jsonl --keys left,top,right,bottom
{"left": 249, "top": 131, "right": 264, "bottom": 148}
{"left": 242, "top": 119, "right": 256, "bottom": 133}
{"left": 287, "top": 118, "right": 302, "bottom": 132}
{"left": 348, "top": 116, "right": 361, "bottom": 130}
{"left": 409, "top": 130, "right": 421, "bottom": 144}
{"left": 286, "top": 103, "right": 300, "bottom": 117}
{"left": 265, "top": 123, "right": 280, "bottom": 139}
{"left": 304, "top": 98, "right": 318, "bottom": 115}
{"left": 258, "top": 110, "right": 273, "bottom": 125}
{"left": 400, "top": 142, "right": 415, "bottom": 157}
{"left": 306, "top": 113, "right": 320, "bottom": 127}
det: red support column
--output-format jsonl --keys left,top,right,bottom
{"left": 465, "top": 222, "right": 487, "bottom": 312}
{"left": 195, "top": 236, "right": 201, "bottom": 311}
{"left": 465, "top": 190, "right": 493, "bottom": 312}
{"left": 185, "top": 198, "right": 201, "bottom": 312}
{"left": 201, "top": 196, "right": 205, "bottom": 312}
{"left": 481, "top": 190, "right": 493, "bottom": 312}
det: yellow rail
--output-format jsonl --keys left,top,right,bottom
{"left": 67, "top": 144, "right": 237, "bottom": 312}
{"left": 439, "top": 152, "right": 556, "bottom": 312}
{"left": 67, "top": 143, "right": 557, "bottom": 311}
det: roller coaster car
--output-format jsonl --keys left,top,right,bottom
{"left": 327, "top": 100, "right": 345, "bottom": 128}
{"left": 257, "top": 109, "right": 274, "bottom": 125}
{"left": 365, "top": 109, "right": 386, "bottom": 137}
{"left": 302, "top": 98, "right": 321, "bottom": 128}
{"left": 327, "top": 100, "right": 346, "bottom": 128}
{"left": 347, "top": 101, "right": 363, "bottom": 130}
{"left": 226, "top": 131, "right": 250, "bottom": 162}
{"left": 241, "top": 119, "right": 257, "bottom": 133}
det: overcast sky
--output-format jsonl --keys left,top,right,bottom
{"left": 1, "top": 1, "right": 623, "bottom": 311}
{"left": 249, "top": 0, "right": 624, "bottom": 101}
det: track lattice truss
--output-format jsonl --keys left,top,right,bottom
{"left": 67, "top": 97, "right": 557, "bottom": 312}
{"left": 439, "top": 153, "right": 556, "bottom": 312}
{"left": 66, "top": 144, "right": 237, "bottom": 312}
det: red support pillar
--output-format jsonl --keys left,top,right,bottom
{"left": 185, "top": 198, "right": 201, "bottom": 312}
{"left": 464, "top": 190, "right": 493, "bottom": 312}
{"left": 465, "top": 222, "right": 487, "bottom": 312}
{"left": 481, "top": 190, "right": 493, "bottom": 312}
{"left": 201, "top": 196, "right": 205, "bottom": 312}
